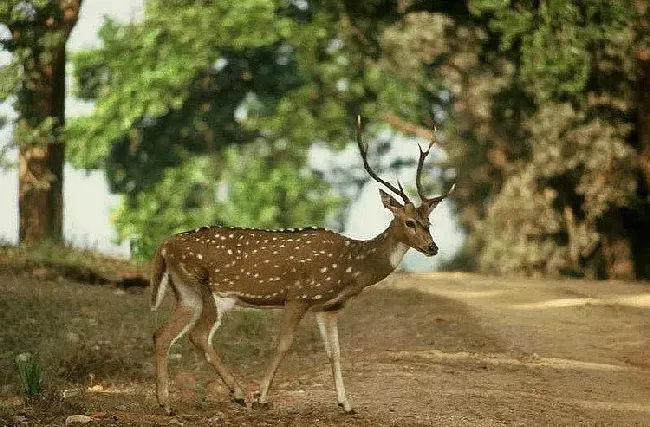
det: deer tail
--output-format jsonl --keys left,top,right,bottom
{"left": 150, "top": 246, "right": 169, "bottom": 311}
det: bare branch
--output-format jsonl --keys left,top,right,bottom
{"left": 381, "top": 112, "right": 435, "bottom": 140}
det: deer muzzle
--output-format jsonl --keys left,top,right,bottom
{"left": 424, "top": 242, "right": 438, "bottom": 256}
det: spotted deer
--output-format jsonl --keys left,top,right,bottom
{"left": 150, "top": 117, "right": 454, "bottom": 414}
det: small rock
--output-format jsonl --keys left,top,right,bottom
{"left": 13, "top": 415, "right": 27, "bottom": 423}
{"left": 87, "top": 384, "right": 104, "bottom": 392}
{"left": 65, "top": 415, "right": 93, "bottom": 425}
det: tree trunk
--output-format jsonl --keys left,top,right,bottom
{"left": 14, "top": 0, "right": 82, "bottom": 244}
{"left": 18, "top": 144, "right": 65, "bottom": 244}
{"left": 600, "top": 212, "right": 636, "bottom": 280}
{"left": 18, "top": 46, "right": 66, "bottom": 244}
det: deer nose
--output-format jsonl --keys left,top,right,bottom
{"left": 427, "top": 242, "right": 438, "bottom": 255}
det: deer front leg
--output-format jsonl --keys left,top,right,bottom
{"left": 253, "top": 301, "right": 309, "bottom": 409}
{"left": 315, "top": 310, "right": 354, "bottom": 413}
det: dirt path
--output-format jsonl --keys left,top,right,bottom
{"left": 2, "top": 273, "right": 649, "bottom": 426}
{"left": 370, "top": 273, "right": 650, "bottom": 426}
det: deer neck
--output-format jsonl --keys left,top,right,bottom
{"left": 350, "top": 220, "right": 408, "bottom": 282}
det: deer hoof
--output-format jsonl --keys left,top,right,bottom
{"left": 338, "top": 403, "right": 356, "bottom": 414}
{"left": 252, "top": 401, "right": 272, "bottom": 410}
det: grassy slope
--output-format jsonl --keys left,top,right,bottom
{"left": 0, "top": 244, "right": 149, "bottom": 287}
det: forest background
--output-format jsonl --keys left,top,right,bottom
{"left": 1, "top": 0, "right": 648, "bottom": 280}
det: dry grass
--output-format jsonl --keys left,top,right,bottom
{"left": 0, "top": 266, "right": 494, "bottom": 425}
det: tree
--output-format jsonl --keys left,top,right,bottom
{"left": 67, "top": 0, "right": 364, "bottom": 259}
{"left": 471, "top": 0, "right": 648, "bottom": 279}
{"left": 363, "top": 1, "right": 650, "bottom": 279}
{"left": 67, "top": 0, "right": 461, "bottom": 260}
{"left": 0, "top": 0, "right": 83, "bottom": 244}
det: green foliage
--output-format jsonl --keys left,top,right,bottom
{"left": 466, "top": 0, "right": 646, "bottom": 278}
{"left": 68, "top": 0, "right": 410, "bottom": 260}
{"left": 66, "top": 1, "right": 276, "bottom": 167}
{"left": 113, "top": 147, "right": 340, "bottom": 260}
{"left": 374, "top": 1, "right": 648, "bottom": 278}
{"left": 15, "top": 353, "right": 42, "bottom": 398}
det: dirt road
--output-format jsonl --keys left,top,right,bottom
{"left": 369, "top": 273, "right": 650, "bottom": 426}
{"left": 2, "top": 272, "right": 649, "bottom": 426}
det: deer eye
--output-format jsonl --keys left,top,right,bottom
{"left": 405, "top": 220, "right": 416, "bottom": 229}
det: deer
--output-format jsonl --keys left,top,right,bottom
{"left": 149, "top": 116, "right": 454, "bottom": 415}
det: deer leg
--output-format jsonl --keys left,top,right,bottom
{"left": 253, "top": 301, "right": 309, "bottom": 409}
{"left": 153, "top": 289, "right": 202, "bottom": 415}
{"left": 315, "top": 311, "right": 354, "bottom": 413}
{"left": 188, "top": 295, "right": 246, "bottom": 406}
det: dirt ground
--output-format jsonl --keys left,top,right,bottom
{"left": 1, "top": 272, "right": 649, "bottom": 426}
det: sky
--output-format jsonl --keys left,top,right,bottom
{"left": 0, "top": 0, "right": 463, "bottom": 270}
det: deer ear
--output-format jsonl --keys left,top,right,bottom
{"left": 421, "top": 196, "right": 445, "bottom": 214}
{"left": 379, "top": 189, "right": 403, "bottom": 212}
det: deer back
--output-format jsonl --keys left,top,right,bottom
{"left": 161, "top": 226, "right": 391, "bottom": 308}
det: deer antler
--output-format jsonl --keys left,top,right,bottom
{"left": 415, "top": 122, "right": 438, "bottom": 202}
{"left": 415, "top": 122, "right": 455, "bottom": 203}
{"left": 356, "top": 115, "right": 411, "bottom": 204}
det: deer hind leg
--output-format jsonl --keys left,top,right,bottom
{"left": 188, "top": 294, "right": 246, "bottom": 406}
{"left": 253, "top": 300, "right": 309, "bottom": 409}
{"left": 153, "top": 274, "right": 202, "bottom": 415}
{"left": 315, "top": 310, "right": 354, "bottom": 413}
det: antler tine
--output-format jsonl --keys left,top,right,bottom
{"left": 356, "top": 115, "right": 410, "bottom": 204}
{"left": 416, "top": 139, "right": 435, "bottom": 201}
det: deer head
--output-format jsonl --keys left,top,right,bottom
{"left": 357, "top": 116, "right": 454, "bottom": 257}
